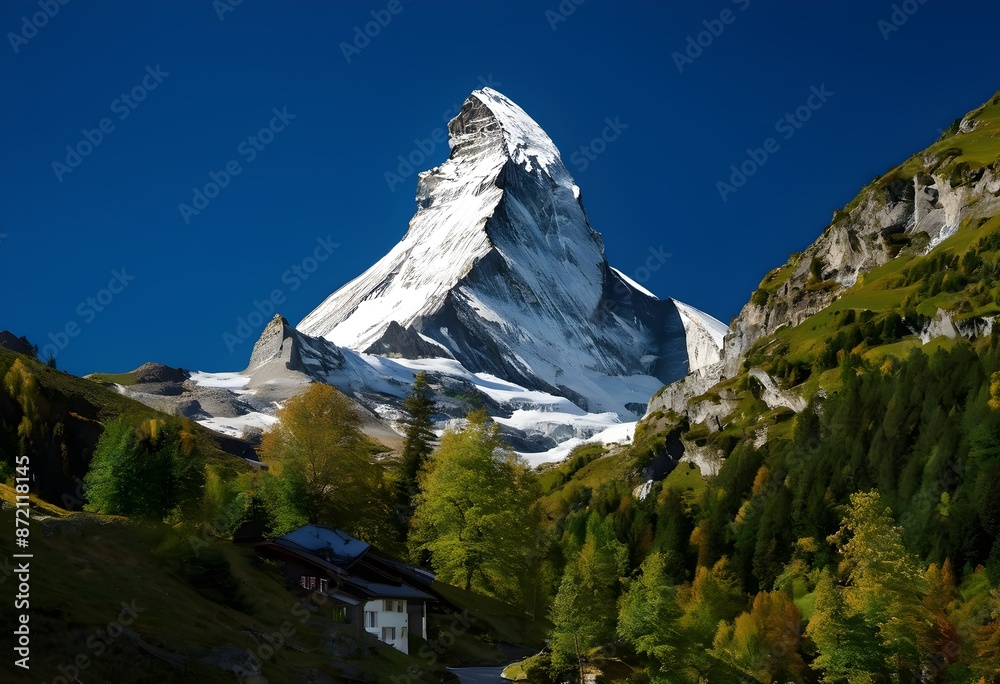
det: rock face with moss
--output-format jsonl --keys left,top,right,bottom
{"left": 648, "top": 90, "right": 1000, "bottom": 422}
{"left": 727, "top": 165, "right": 999, "bottom": 371}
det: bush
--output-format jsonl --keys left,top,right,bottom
{"left": 810, "top": 257, "right": 824, "bottom": 282}
{"left": 156, "top": 533, "right": 248, "bottom": 611}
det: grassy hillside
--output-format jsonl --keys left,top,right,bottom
{"left": 86, "top": 370, "right": 140, "bottom": 386}
{"left": 642, "top": 92, "right": 1000, "bottom": 462}
{"left": 737, "top": 211, "right": 1000, "bottom": 397}
{"left": 0, "top": 485, "right": 460, "bottom": 683}
{"left": 0, "top": 347, "right": 255, "bottom": 506}
{"left": 642, "top": 211, "right": 1000, "bottom": 480}
{"left": 0, "top": 485, "right": 547, "bottom": 683}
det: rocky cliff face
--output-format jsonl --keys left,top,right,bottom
{"left": 244, "top": 314, "right": 348, "bottom": 398}
{"left": 724, "top": 166, "right": 1000, "bottom": 371}
{"left": 649, "top": 93, "right": 1000, "bottom": 420}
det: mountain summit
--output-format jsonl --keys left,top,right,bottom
{"left": 298, "top": 88, "right": 724, "bottom": 416}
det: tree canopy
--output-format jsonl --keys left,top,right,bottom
{"left": 260, "top": 382, "right": 391, "bottom": 541}
{"left": 410, "top": 409, "right": 541, "bottom": 605}
{"left": 83, "top": 417, "right": 205, "bottom": 520}
{"left": 398, "top": 371, "right": 437, "bottom": 508}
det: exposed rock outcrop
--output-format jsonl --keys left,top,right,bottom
{"left": 647, "top": 96, "right": 1000, "bottom": 424}
{"left": 363, "top": 321, "right": 454, "bottom": 359}
{"left": 0, "top": 331, "right": 35, "bottom": 356}
{"left": 132, "top": 362, "right": 187, "bottom": 384}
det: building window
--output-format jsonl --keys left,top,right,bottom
{"left": 332, "top": 606, "right": 350, "bottom": 624}
{"left": 384, "top": 599, "right": 393, "bottom": 612}
{"left": 401, "top": 627, "right": 407, "bottom": 640}
{"left": 299, "top": 575, "right": 316, "bottom": 590}
{"left": 365, "top": 611, "right": 378, "bottom": 629}
{"left": 397, "top": 601, "right": 404, "bottom": 613}
{"left": 382, "top": 626, "right": 396, "bottom": 642}
{"left": 319, "top": 578, "right": 328, "bottom": 593}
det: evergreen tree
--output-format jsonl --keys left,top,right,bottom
{"left": 550, "top": 514, "right": 628, "bottom": 672}
{"left": 809, "top": 491, "right": 933, "bottom": 681}
{"left": 806, "top": 570, "right": 885, "bottom": 681}
{"left": 398, "top": 371, "right": 436, "bottom": 505}
{"left": 617, "top": 551, "right": 684, "bottom": 680}
{"left": 83, "top": 418, "right": 205, "bottom": 520}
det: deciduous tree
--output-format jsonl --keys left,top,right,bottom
{"left": 409, "top": 410, "right": 540, "bottom": 605}
{"left": 260, "top": 383, "right": 386, "bottom": 537}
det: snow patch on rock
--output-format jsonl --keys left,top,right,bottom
{"left": 673, "top": 300, "right": 727, "bottom": 372}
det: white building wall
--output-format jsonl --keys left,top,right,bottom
{"left": 362, "top": 599, "right": 409, "bottom": 653}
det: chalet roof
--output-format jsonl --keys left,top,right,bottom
{"left": 257, "top": 538, "right": 349, "bottom": 578}
{"left": 346, "top": 577, "right": 435, "bottom": 601}
{"left": 259, "top": 525, "right": 440, "bottom": 603}
{"left": 329, "top": 590, "right": 362, "bottom": 606}
{"left": 366, "top": 549, "right": 436, "bottom": 585}
{"left": 279, "top": 525, "right": 371, "bottom": 562}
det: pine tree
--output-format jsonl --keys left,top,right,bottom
{"left": 83, "top": 418, "right": 205, "bottom": 520}
{"left": 398, "top": 372, "right": 436, "bottom": 505}
{"left": 808, "top": 490, "right": 934, "bottom": 682}
{"left": 617, "top": 551, "right": 684, "bottom": 677}
{"left": 550, "top": 514, "right": 628, "bottom": 671}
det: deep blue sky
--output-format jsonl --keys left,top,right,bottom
{"left": 2, "top": 0, "right": 998, "bottom": 376}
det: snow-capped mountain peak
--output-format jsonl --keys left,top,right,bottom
{"left": 457, "top": 87, "right": 568, "bottom": 181}
{"left": 297, "top": 88, "right": 722, "bottom": 418}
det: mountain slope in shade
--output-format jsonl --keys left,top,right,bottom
{"left": 298, "top": 88, "right": 722, "bottom": 417}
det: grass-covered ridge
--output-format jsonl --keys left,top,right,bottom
{"left": 833, "top": 89, "right": 1000, "bottom": 222}
{"left": 746, "top": 212, "right": 1000, "bottom": 381}
{"left": 86, "top": 370, "right": 139, "bottom": 386}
